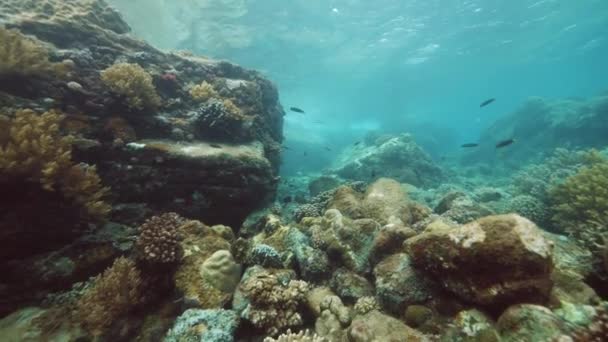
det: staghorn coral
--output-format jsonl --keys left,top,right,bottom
{"left": 135, "top": 212, "right": 184, "bottom": 264}
{"left": 75, "top": 257, "right": 142, "bottom": 336}
{"left": 189, "top": 80, "right": 219, "bottom": 102}
{"left": 240, "top": 268, "right": 310, "bottom": 336}
{"left": 0, "top": 109, "right": 110, "bottom": 218}
{"left": 264, "top": 329, "right": 327, "bottom": 342}
{"left": 100, "top": 62, "right": 161, "bottom": 110}
{"left": 0, "top": 27, "right": 67, "bottom": 78}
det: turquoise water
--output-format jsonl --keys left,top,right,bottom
{"left": 110, "top": 0, "right": 608, "bottom": 174}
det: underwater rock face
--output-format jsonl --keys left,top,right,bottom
{"left": 348, "top": 310, "right": 429, "bottom": 341}
{"left": 464, "top": 93, "right": 608, "bottom": 164}
{"left": 332, "top": 133, "right": 444, "bottom": 187}
{"left": 0, "top": 0, "right": 283, "bottom": 228}
{"left": 406, "top": 214, "right": 554, "bottom": 310}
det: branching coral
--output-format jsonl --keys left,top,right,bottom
{"left": 0, "top": 109, "right": 110, "bottom": 218}
{"left": 189, "top": 80, "right": 219, "bottom": 102}
{"left": 135, "top": 212, "right": 184, "bottom": 264}
{"left": 264, "top": 329, "right": 327, "bottom": 342}
{"left": 551, "top": 159, "right": 608, "bottom": 228}
{"left": 240, "top": 268, "right": 310, "bottom": 336}
{"left": 0, "top": 27, "right": 67, "bottom": 78}
{"left": 100, "top": 62, "right": 161, "bottom": 110}
{"left": 75, "top": 257, "right": 142, "bottom": 336}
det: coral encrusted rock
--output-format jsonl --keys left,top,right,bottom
{"left": 406, "top": 214, "right": 554, "bottom": 310}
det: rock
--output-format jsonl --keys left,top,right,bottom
{"left": 404, "top": 305, "right": 434, "bottom": 328}
{"left": 164, "top": 308, "right": 239, "bottom": 342}
{"left": 330, "top": 269, "right": 374, "bottom": 302}
{"left": 327, "top": 186, "right": 365, "bottom": 219}
{"left": 434, "top": 191, "right": 466, "bottom": 214}
{"left": 332, "top": 133, "right": 444, "bottom": 187}
{"left": 440, "top": 309, "right": 499, "bottom": 342}
{"left": 496, "top": 304, "right": 566, "bottom": 341}
{"left": 439, "top": 196, "right": 494, "bottom": 224}
{"left": 306, "top": 286, "right": 337, "bottom": 318}
{"left": 309, "top": 175, "right": 342, "bottom": 197}
{"left": 464, "top": 93, "right": 608, "bottom": 165}
{"left": 373, "top": 253, "right": 434, "bottom": 314}
{"left": 285, "top": 227, "right": 330, "bottom": 280}
{"left": 406, "top": 214, "right": 554, "bottom": 309}
{"left": 0, "top": 307, "right": 86, "bottom": 341}
{"left": 361, "top": 178, "right": 411, "bottom": 225}
{"left": 348, "top": 310, "right": 429, "bottom": 342}
{"left": 0, "top": 0, "right": 283, "bottom": 228}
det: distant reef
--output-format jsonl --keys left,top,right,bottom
{"left": 0, "top": 0, "right": 284, "bottom": 230}
{"left": 462, "top": 91, "right": 608, "bottom": 164}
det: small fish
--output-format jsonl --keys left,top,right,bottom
{"left": 354, "top": 141, "right": 361, "bottom": 146}
{"left": 303, "top": 152, "right": 308, "bottom": 156}
{"left": 496, "top": 138, "right": 515, "bottom": 148}
{"left": 209, "top": 143, "right": 222, "bottom": 149}
{"left": 282, "top": 145, "right": 290, "bottom": 150}
{"left": 371, "top": 170, "right": 376, "bottom": 178}
{"left": 461, "top": 143, "right": 479, "bottom": 148}
{"left": 480, "top": 98, "right": 496, "bottom": 107}
{"left": 324, "top": 146, "right": 332, "bottom": 151}
{"left": 282, "top": 196, "right": 292, "bottom": 203}
{"left": 290, "top": 107, "right": 305, "bottom": 114}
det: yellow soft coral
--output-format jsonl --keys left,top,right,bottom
{"left": 0, "top": 109, "right": 110, "bottom": 218}
{"left": 190, "top": 81, "right": 219, "bottom": 102}
{"left": 100, "top": 62, "right": 161, "bottom": 110}
{"left": 75, "top": 257, "right": 142, "bottom": 336}
{"left": 0, "top": 27, "right": 67, "bottom": 78}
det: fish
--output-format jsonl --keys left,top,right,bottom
{"left": 496, "top": 138, "right": 515, "bottom": 148}
{"left": 209, "top": 143, "right": 222, "bottom": 148}
{"left": 480, "top": 98, "right": 496, "bottom": 107}
{"left": 461, "top": 143, "right": 479, "bottom": 148}
{"left": 282, "top": 145, "right": 290, "bottom": 150}
{"left": 371, "top": 170, "right": 376, "bottom": 178}
{"left": 283, "top": 196, "right": 292, "bottom": 203}
{"left": 354, "top": 141, "right": 361, "bottom": 146}
{"left": 303, "top": 152, "right": 308, "bottom": 156}
{"left": 324, "top": 146, "right": 332, "bottom": 151}
{"left": 290, "top": 107, "right": 305, "bottom": 114}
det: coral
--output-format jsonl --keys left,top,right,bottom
{"left": 190, "top": 80, "right": 219, "bottom": 102}
{"left": 0, "top": 109, "right": 110, "bottom": 218}
{"left": 239, "top": 267, "right": 310, "bottom": 336}
{"left": 353, "top": 297, "right": 380, "bottom": 316}
{"left": 507, "top": 194, "right": 550, "bottom": 227}
{"left": 165, "top": 308, "right": 239, "bottom": 342}
{"left": 0, "top": 27, "right": 67, "bottom": 78}
{"left": 135, "top": 212, "right": 184, "bottom": 264}
{"left": 550, "top": 158, "right": 608, "bottom": 232}
{"left": 200, "top": 250, "right": 242, "bottom": 293}
{"left": 265, "top": 330, "right": 326, "bottom": 342}
{"left": 75, "top": 257, "right": 142, "bottom": 336}
{"left": 100, "top": 62, "right": 161, "bottom": 110}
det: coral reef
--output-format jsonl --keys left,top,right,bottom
{"left": 264, "top": 330, "right": 326, "bottom": 342}
{"left": 75, "top": 257, "right": 142, "bottom": 336}
{"left": 135, "top": 212, "right": 184, "bottom": 264}
{"left": 100, "top": 62, "right": 161, "bottom": 110}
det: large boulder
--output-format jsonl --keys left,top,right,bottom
{"left": 406, "top": 214, "right": 554, "bottom": 309}
{"left": 0, "top": 0, "right": 283, "bottom": 228}
{"left": 331, "top": 133, "right": 444, "bottom": 187}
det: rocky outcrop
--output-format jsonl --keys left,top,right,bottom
{"left": 0, "top": 0, "right": 284, "bottom": 228}
{"left": 463, "top": 92, "right": 608, "bottom": 164}
{"left": 331, "top": 133, "right": 444, "bottom": 187}
{"left": 406, "top": 214, "right": 554, "bottom": 310}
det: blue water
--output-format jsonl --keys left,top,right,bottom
{"left": 109, "top": 0, "right": 608, "bottom": 174}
